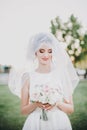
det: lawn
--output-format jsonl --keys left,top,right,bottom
{"left": 0, "top": 80, "right": 87, "bottom": 130}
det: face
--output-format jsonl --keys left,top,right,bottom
{"left": 35, "top": 43, "right": 52, "bottom": 65}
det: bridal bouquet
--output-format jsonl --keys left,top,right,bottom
{"left": 30, "top": 84, "right": 62, "bottom": 121}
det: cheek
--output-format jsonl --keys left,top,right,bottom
{"left": 49, "top": 54, "right": 52, "bottom": 59}
{"left": 36, "top": 52, "right": 43, "bottom": 58}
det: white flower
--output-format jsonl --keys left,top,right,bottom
{"left": 77, "top": 28, "right": 85, "bottom": 35}
{"left": 68, "top": 50, "right": 74, "bottom": 55}
{"left": 67, "top": 22, "right": 72, "bottom": 29}
{"left": 30, "top": 84, "right": 63, "bottom": 121}
{"left": 65, "top": 35, "right": 73, "bottom": 45}
{"left": 56, "top": 30, "right": 64, "bottom": 41}
{"left": 74, "top": 39, "right": 80, "bottom": 49}
{"left": 30, "top": 84, "right": 63, "bottom": 105}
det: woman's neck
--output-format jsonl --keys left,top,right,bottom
{"left": 36, "top": 63, "right": 51, "bottom": 73}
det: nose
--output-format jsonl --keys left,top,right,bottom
{"left": 44, "top": 52, "right": 49, "bottom": 57}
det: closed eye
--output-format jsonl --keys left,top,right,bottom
{"left": 39, "top": 49, "right": 52, "bottom": 53}
{"left": 39, "top": 49, "right": 45, "bottom": 53}
{"left": 48, "top": 49, "right": 52, "bottom": 53}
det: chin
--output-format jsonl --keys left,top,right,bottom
{"left": 40, "top": 61, "right": 49, "bottom": 65}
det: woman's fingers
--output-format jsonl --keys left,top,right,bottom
{"left": 43, "top": 103, "right": 55, "bottom": 110}
{"left": 36, "top": 102, "right": 44, "bottom": 109}
{"left": 36, "top": 102, "right": 55, "bottom": 110}
{"left": 45, "top": 105, "right": 54, "bottom": 110}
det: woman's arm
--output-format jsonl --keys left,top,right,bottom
{"left": 56, "top": 96, "right": 74, "bottom": 114}
{"left": 21, "top": 79, "right": 37, "bottom": 115}
{"left": 44, "top": 96, "right": 74, "bottom": 114}
{"left": 21, "top": 80, "right": 44, "bottom": 115}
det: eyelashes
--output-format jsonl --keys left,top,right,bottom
{"left": 39, "top": 49, "right": 52, "bottom": 53}
{"left": 48, "top": 49, "right": 52, "bottom": 53}
{"left": 39, "top": 49, "right": 45, "bottom": 53}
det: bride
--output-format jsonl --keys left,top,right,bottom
{"left": 9, "top": 32, "right": 79, "bottom": 130}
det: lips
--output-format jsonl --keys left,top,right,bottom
{"left": 42, "top": 58, "right": 49, "bottom": 61}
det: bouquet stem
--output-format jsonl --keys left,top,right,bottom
{"left": 40, "top": 109, "right": 48, "bottom": 121}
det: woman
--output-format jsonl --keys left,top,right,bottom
{"left": 9, "top": 32, "right": 79, "bottom": 130}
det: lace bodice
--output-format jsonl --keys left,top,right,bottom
{"left": 29, "top": 70, "right": 63, "bottom": 102}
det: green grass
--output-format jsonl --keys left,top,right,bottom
{"left": 0, "top": 85, "right": 27, "bottom": 130}
{"left": 0, "top": 80, "right": 87, "bottom": 130}
{"left": 69, "top": 80, "right": 87, "bottom": 130}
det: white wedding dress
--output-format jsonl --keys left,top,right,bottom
{"left": 22, "top": 70, "right": 72, "bottom": 130}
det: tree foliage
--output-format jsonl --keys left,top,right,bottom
{"left": 50, "top": 14, "right": 87, "bottom": 69}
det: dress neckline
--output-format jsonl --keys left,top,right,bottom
{"left": 34, "top": 69, "right": 54, "bottom": 75}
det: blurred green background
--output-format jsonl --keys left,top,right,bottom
{"left": 0, "top": 80, "right": 87, "bottom": 130}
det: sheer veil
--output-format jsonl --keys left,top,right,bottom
{"left": 8, "top": 32, "right": 79, "bottom": 99}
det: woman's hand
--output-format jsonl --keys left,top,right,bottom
{"left": 35, "top": 102, "right": 45, "bottom": 109}
{"left": 42, "top": 103, "right": 55, "bottom": 110}
{"left": 35, "top": 102, "right": 55, "bottom": 110}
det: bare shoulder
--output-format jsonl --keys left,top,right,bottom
{"left": 22, "top": 79, "right": 30, "bottom": 91}
{"left": 21, "top": 72, "right": 30, "bottom": 97}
